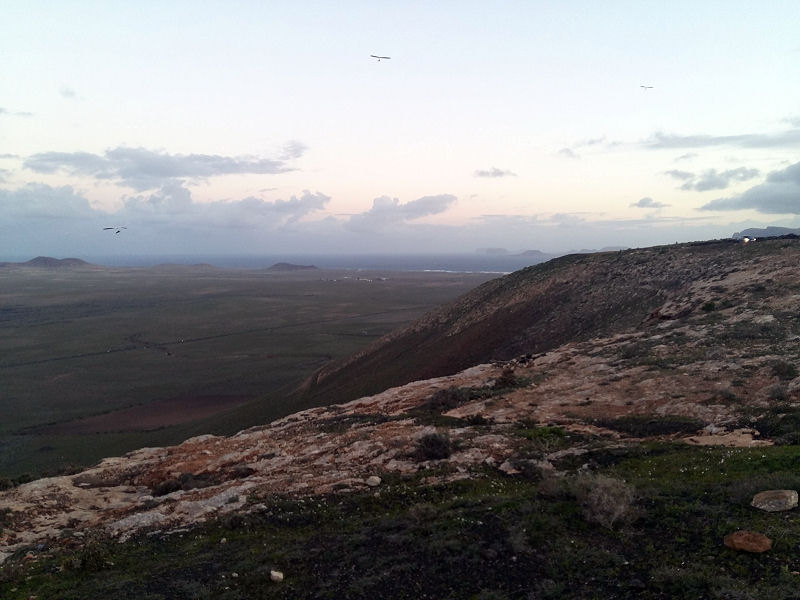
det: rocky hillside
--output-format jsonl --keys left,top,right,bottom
{"left": 295, "top": 238, "right": 798, "bottom": 405}
{"left": 2, "top": 237, "right": 800, "bottom": 597}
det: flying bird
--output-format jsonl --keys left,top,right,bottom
{"left": 370, "top": 54, "right": 391, "bottom": 61}
{"left": 640, "top": 85, "right": 654, "bottom": 90}
{"left": 103, "top": 226, "right": 127, "bottom": 234}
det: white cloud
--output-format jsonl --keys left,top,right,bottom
{"left": 346, "top": 194, "right": 457, "bottom": 231}
{"left": 631, "top": 197, "right": 668, "bottom": 209}
{"left": 645, "top": 129, "right": 800, "bottom": 149}
{"left": 24, "top": 146, "right": 304, "bottom": 191}
{"left": 59, "top": 85, "right": 77, "bottom": 99}
{"left": 474, "top": 167, "right": 517, "bottom": 178}
{"left": 666, "top": 167, "right": 760, "bottom": 191}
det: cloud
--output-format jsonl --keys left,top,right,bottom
{"left": 278, "top": 141, "right": 307, "bottom": 160}
{"left": 667, "top": 167, "right": 761, "bottom": 192}
{"left": 631, "top": 197, "right": 668, "bottom": 209}
{"left": 557, "top": 148, "right": 579, "bottom": 159}
{"left": 346, "top": 194, "right": 456, "bottom": 231}
{"left": 121, "top": 184, "right": 329, "bottom": 228}
{"left": 0, "top": 107, "right": 34, "bottom": 118}
{"left": 24, "top": 146, "right": 304, "bottom": 191}
{"left": 674, "top": 153, "right": 698, "bottom": 162}
{"left": 700, "top": 161, "right": 800, "bottom": 214}
{"left": 664, "top": 169, "right": 694, "bottom": 182}
{"left": 645, "top": 129, "right": 800, "bottom": 150}
{"left": 59, "top": 85, "right": 77, "bottom": 99}
{"left": 474, "top": 167, "right": 516, "bottom": 178}
{"left": 0, "top": 183, "right": 96, "bottom": 219}
{"left": 0, "top": 180, "right": 329, "bottom": 228}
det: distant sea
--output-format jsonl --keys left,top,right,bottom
{"left": 29, "top": 253, "right": 556, "bottom": 274}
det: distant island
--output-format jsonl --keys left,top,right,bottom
{"left": 732, "top": 226, "right": 800, "bottom": 239}
{"left": 266, "top": 262, "right": 319, "bottom": 272}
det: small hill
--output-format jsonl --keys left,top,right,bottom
{"left": 21, "top": 256, "right": 95, "bottom": 268}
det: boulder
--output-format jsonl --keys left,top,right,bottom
{"left": 365, "top": 475, "right": 382, "bottom": 487}
{"left": 723, "top": 530, "right": 772, "bottom": 553}
{"left": 751, "top": 489, "right": 798, "bottom": 512}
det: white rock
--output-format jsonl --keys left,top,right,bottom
{"left": 270, "top": 570, "right": 284, "bottom": 582}
{"left": 365, "top": 475, "right": 382, "bottom": 487}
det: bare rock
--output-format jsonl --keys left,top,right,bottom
{"left": 723, "top": 530, "right": 772, "bottom": 553}
{"left": 751, "top": 490, "right": 798, "bottom": 512}
{"left": 270, "top": 570, "right": 284, "bottom": 582}
{"left": 365, "top": 475, "right": 382, "bottom": 487}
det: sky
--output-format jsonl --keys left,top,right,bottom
{"left": 2, "top": 1, "right": 800, "bottom": 259}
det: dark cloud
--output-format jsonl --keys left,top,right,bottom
{"left": 24, "top": 146, "right": 304, "bottom": 191}
{"left": 645, "top": 129, "right": 800, "bottom": 149}
{"left": 347, "top": 194, "right": 456, "bottom": 231}
{"left": 700, "top": 161, "right": 800, "bottom": 214}
{"left": 474, "top": 167, "right": 517, "bottom": 178}
{"left": 631, "top": 197, "right": 668, "bottom": 209}
{"left": 667, "top": 167, "right": 761, "bottom": 192}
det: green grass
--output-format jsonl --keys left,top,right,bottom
{"left": 5, "top": 444, "right": 800, "bottom": 599}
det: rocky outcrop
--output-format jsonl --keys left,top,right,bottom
{"left": 751, "top": 490, "right": 798, "bottom": 512}
{"left": 724, "top": 530, "right": 772, "bottom": 553}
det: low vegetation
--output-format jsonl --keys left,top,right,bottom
{"left": 5, "top": 443, "right": 800, "bottom": 599}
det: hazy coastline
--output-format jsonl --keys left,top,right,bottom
{"left": 0, "top": 252, "right": 554, "bottom": 273}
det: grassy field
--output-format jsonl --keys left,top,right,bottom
{"left": 0, "top": 264, "right": 496, "bottom": 479}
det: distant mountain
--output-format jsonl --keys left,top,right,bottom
{"left": 514, "top": 249, "right": 558, "bottom": 260}
{"left": 732, "top": 226, "right": 800, "bottom": 239}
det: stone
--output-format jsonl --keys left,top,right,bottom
{"left": 270, "top": 570, "right": 284, "bottom": 582}
{"left": 751, "top": 490, "right": 798, "bottom": 512}
{"left": 365, "top": 475, "right": 382, "bottom": 487}
{"left": 723, "top": 530, "right": 772, "bottom": 553}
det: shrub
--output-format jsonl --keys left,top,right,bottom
{"left": 426, "top": 386, "right": 473, "bottom": 412}
{"left": 772, "top": 360, "right": 798, "bottom": 380}
{"left": 493, "top": 368, "right": 518, "bottom": 390}
{"left": 570, "top": 474, "right": 635, "bottom": 529}
{"left": 768, "top": 383, "right": 789, "bottom": 402}
{"left": 594, "top": 414, "right": 704, "bottom": 437}
{"left": 415, "top": 432, "right": 452, "bottom": 460}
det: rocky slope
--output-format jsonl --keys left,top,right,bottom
{"left": 2, "top": 237, "right": 800, "bottom": 564}
{"left": 295, "top": 238, "right": 798, "bottom": 406}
